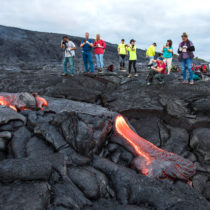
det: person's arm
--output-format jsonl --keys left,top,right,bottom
{"left": 80, "top": 40, "right": 85, "bottom": 48}
{"left": 188, "top": 42, "right": 195, "bottom": 52}
{"left": 102, "top": 41, "right": 106, "bottom": 49}
{"left": 177, "top": 43, "right": 182, "bottom": 54}
{"left": 155, "top": 67, "right": 163, "bottom": 73}
{"left": 60, "top": 40, "right": 64, "bottom": 49}
{"left": 70, "top": 42, "right": 76, "bottom": 50}
{"left": 126, "top": 46, "right": 129, "bottom": 54}
{"left": 71, "top": 46, "right": 76, "bottom": 50}
{"left": 131, "top": 46, "right": 135, "bottom": 51}
{"left": 87, "top": 40, "right": 94, "bottom": 48}
{"left": 93, "top": 41, "right": 97, "bottom": 49}
{"left": 152, "top": 66, "right": 163, "bottom": 73}
{"left": 117, "top": 45, "right": 120, "bottom": 54}
{"left": 167, "top": 48, "right": 173, "bottom": 53}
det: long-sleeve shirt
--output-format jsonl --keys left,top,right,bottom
{"left": 146, "top": 45, "right": 156, "bottom": 57}
{"left": 178, "top": 40, "right": 194, "bottom": 59}
{"left": 94, "top": 40, "right": 106, "bottom": 54}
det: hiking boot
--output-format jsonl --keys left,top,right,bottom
{"left": 146, "top": 82, "right": 151, "bottom": 86}
{"left": 134, "top": 73, "right": 138, "bottom": 77}
{"left": 182, "top": 80, "right": 188, "bottom": 84}
{"left": 61, "top": 73, "right": 67, "bottom": 77}
{"left": 127, "top": 74, "right": 132, "bottom": 78}
{"left": 70, "top": 74, "right": 74, "bottom": 77}
{"left": 159, "top": 81, "right": 164, "bottom": 85}
{"left": 189, "top": 81, "right": 194, "bottom": 85}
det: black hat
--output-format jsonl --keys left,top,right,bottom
{"left": 130, "top": 39, "right": 136, "bottom": 44}
{"left": 121, "top": 39, "right": 125, "bottom": 41}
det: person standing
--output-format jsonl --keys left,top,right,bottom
{"left": 118, "top": 39, "right": 127, "bottom": 70}
{"left": 146, "top": 57, "right": 166, "bottom": 85}
{"left": 127, "top": 39, "right": 138, "bottom": 78}
{"left": 146, "top": 43, "right": 157, "bottom": 65}
{"left": 93, "top": 34, "right": 106, "bottom": 73}
{"left": 60, "top": 36, "right": 76, "bottom": 77}
{"left": 178, "top": 32, "right": 195, "bottom": 85}
{"left": 80, "top": 32, "right": 94, "bottom": 73}
{"left": 162, "top": 40, "right": 173, "bottom": 75}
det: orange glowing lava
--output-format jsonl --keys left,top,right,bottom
{"left": 0, "top": 93, "right": 48, "bottom": 111}
{"left": 114, "top": 115, "right": 196, "bottom": 181}
{"left": 34, "top": 94, "right": 48, "bottom": 110}
{"left": 0, "top": 96, "right": 17, "bottom": 111}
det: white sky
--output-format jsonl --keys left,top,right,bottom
{"left": 0, "top": 0, "right": 210, "bottom": 60}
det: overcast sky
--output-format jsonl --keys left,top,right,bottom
{"left": 0, "top": 0, "right": 210, "bottom": 61}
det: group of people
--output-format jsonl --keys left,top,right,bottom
{"left": 60, "top": 32, "right": 106, "bottom": 76}
{"left": 61, "top": 32, "right": 196, "bottom": 85}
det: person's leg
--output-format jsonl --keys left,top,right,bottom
{"left": 99, "top": 54, "right": 104, "bottom": 68}
{"left": 88, "top": 52, "right": 94, "bottom": 72}
{"left": 147, "top": 70, "right": 156, "bottom": 83}
{"left": 148, "top": 56, "right": 154, "bottom": 65}
{"left": 122, "top": 55, "right": 126, "bottom": 68}
{"left": 186, "top": 58, "right": 194, "bottom": 82}
{"left": 128, "top": 61, "right": 132, "bottom": 74}
{"left": 167, "top": 58, "right": 172, "bottom": 74}
{"left": 62, "top": 57, "right": 68, "bottom": 74}
{"left": 133, "top": 60, "right": 137, "bottom": 74}
{"left": 69, "top": 57, "right": 74, "bottom": 75}
{"left": 119, "top": 55, "right": 123, "bottom": 68}
{"left": 82, "top": 52, "right": 89, "bottom": 72}
{"left": 155, "top": 74, "right": 164, "bottom": 83}
{"left": 95, "top": 54, "right": 100, "bottom": 68}
{"left": 181, "top": 59, "right": 187, "bottom": 81}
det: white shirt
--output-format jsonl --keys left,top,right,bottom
{"left": 64, "top": 41, "right": 76, "bottom": 57}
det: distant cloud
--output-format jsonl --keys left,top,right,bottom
{"left": 0, "top": 0, "right": 210, "bottom": 60}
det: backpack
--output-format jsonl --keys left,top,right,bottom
{"left": 107, "top": 65, "right": 114, "bottom": 72}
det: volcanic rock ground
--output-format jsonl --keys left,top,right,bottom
{"left": 0, "top": 25, "right": 210, "bottom": 210}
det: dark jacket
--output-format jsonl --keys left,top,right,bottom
{"left": 178, "top": 40, "right": 195, "bottom": 62}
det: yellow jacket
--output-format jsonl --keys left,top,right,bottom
{"left": 146, "top": 45, "right": 156, "bottom": 56}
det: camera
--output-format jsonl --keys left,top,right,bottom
{"left": 148, "top": 64, "right": 153, "bottom": 69}
{"left": 62, "top": 40, "right": 67, "bottom": 45}
{"left": 147, "top": 63, "right": 157, "bottom": 69}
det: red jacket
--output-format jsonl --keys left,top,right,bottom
{"left": 94, "top": 40, "right": 106, "bottom": 54}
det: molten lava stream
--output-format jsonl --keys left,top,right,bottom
{"left": 114, "top": 115, "right": 196, "bottom": 181}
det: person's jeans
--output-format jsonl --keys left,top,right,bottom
{"left": 95, "top": 54, "right": 104, "bottom": 68}
{"left": 63, "top": 57, "right": 74, "bottom": 74}
{"left": 148, "top": 56, "right": 154, "bottom": 65}
{"left": 82, "top": 51, "right": 94, "bottom": 72}
{"left": 181, "top": 58, "right": 193, "bottom": 81}
{"left": 119, "top": 54, "right": 126, "bottom": 67}
{"left": 147, "top": 70, "right": 164, "bottom": 83}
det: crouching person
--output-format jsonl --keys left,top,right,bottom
{"left": 61, "top": 36, "right": 76, "bottom": 76}
{"left": 146, "top": 57, "right": 166, "bottom": 86}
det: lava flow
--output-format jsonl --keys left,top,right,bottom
{"left": 114, "top": 115, "right": 196, "bottom": 181}
{"left": 0, "top": 92, "right": 48, "bottom": 111}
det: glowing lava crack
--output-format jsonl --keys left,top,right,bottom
{"left": 114, "top": 115, "right": 196, "bottom": 181}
